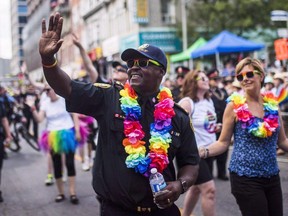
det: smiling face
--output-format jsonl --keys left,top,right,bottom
{"left": 127, "top": 58, "right": 165, "bottom": 96}
{"left": 235, "top": 57, "right": 264, "bottom": 94}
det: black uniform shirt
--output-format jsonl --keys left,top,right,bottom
{"left": 0, "top": 100, "right": 7, "bottom": 139}
{"left": 210, "top": 87, "right": 228, "bottom": 124}
{"left": 66, "top": 80, "right": 199, "bottom": 211}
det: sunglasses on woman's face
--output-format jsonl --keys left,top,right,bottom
{"left": 236, "top": 70, "right": 261, "bottom": 82}
{"left": 126, "top": 59, "right": 162, "bottom": 69}
{"left": 196, "top": 76, "right": 209, "bottom": 82}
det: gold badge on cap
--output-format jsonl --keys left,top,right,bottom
{"left": 138, "top": 44, "right": 149, "bottom": 52}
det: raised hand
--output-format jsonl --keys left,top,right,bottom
{"left": 72, "top": 33, "right": 81, "bottom": 48}
{"left": 39, "top": 13, "right": 64, "bottom": 62}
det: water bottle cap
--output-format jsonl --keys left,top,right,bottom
{"left": 150, "top": 168, "right": 157, "bottom": 174}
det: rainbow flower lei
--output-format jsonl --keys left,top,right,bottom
{"left": 227, "top": 92, "right": 279, "bottom": 138}
{"left": 119, "top": 82, "right": 175, "bottom": 177}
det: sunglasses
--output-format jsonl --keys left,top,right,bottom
{"left": 236, "top": 70, "right": 261, "bottom": 82}
{"left": 196, "top": 76, "right": 209, "bottom": 82}
{"left": 126, "top": 59, "right": 162, "bottom": 69}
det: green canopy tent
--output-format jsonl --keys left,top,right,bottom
{"left": 170, "top": 37, "right": 207, "bottom": 63}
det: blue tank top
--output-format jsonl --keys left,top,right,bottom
{"left": 229, "top": 119, "right": 280, "bottom": 177}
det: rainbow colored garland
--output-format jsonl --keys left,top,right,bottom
{"left": 119, "top": 82, "right": 175, "bottom": 177}
{"left": 227, "top": 92, "right": 279, "bottom": 138}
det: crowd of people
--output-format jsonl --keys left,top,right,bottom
{"left": 0, "top": 11, "right": 287, "bottom": 216}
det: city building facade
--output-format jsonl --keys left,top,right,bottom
{"left": 10, "top": 0, "right": 28, "bottom": 76}
{"left": 21, "top": 0, "right": 183, "bottom": 79}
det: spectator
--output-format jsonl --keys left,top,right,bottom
{"left": 261, "top": 76, "right": 274, "bottom": 93}
{"left": 231, "top": 80, "right": 243, "bottom": 94}
{"left": 221, "top": 60, "right": 235, "bottom": 77}
{"left": 223, "top": 76, "right": 234, "bottom": 96}
{"left": 207, "top": 68, "right": 229, "bottom": 181}
{"left": 172, "top": 66, "right": 190, "bottom": 102}
{"left": 272, "top": 73, "right": 285, "bottom": 97}
{"left": 111, "top": 61, "right": 128, "bottom": 84}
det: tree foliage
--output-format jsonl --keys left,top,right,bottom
{"left": 183, "top": 0, "right": 288, "bottom": 44}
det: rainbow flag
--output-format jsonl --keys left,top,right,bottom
{"left": 277, "top": 87, "right": 288, "bottom": 105}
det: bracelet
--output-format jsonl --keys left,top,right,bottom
{"left": 42, "top": 59, "right": 57, "bottom": 68}
{"left": 203, "top": 147, "right": 209, "bottom": 159}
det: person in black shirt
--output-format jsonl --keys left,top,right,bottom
{"left": 38, "top": 13, "right": 199, "bottom": 215}
{"left": 207, "top": 69, "right": 229, "bottom": 181}
{"left": 0, "top": 92, "right": 12, "bottom": 202}
{"left": 172, "top": 66, "right": 190, "bottom": 103}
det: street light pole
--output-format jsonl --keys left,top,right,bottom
{"left": 181, "top": 0, "right": 187, "bottom": 50}
{"left": 181, "top": 0, "right": 188, "bottom": 67}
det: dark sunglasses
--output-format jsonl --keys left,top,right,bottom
{"left": 127, "top": 59, "right": 162, "bottom": 69}
{"left": 236, "top": 70, "right": 261, "bottom": 82}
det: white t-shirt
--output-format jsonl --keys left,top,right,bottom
{"left": 40, "top": 96, "right": 74, "bottom": 131}
{"left": 179, "top": 97, "right": 217, "bottom": 147}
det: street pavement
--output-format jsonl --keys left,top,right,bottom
{"left": 1, "top": 139, "right": 288, "bottom": 216}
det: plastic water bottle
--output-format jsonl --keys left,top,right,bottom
{"left": 149, "top": 168, "right": 167, "bottom": 194}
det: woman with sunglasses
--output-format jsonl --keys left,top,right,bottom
{"left": 179, "top": 70, "right": 221, "bottom": 216}
{"left": 27, "top": 85, "right": 88, "bottom": 205}
{"left": 199, "top": 57, "right": 288, "bottom": 216}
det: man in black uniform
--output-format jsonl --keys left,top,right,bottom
{"left": 207, "top": 69, "right": 229, "bottom": 181}
{"left": 39, "top": 13, "right": 199, "bottom": 215}
{"left": 172, "top": 66, "right": 190, "bottom": 103}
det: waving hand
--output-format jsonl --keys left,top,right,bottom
{"left": 39, "top": 13, "right": 64, "bottom": 61}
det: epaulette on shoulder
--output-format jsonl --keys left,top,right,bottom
{"left": 113, "top": 81, "right": 124, "bottom": 90}
{"left": 93, "top": 83, "right": 111, "bottom": 89}
{"left": 174, "top": 103, "right": 189, "bottom": 115}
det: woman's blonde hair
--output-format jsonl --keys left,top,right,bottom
{"left": 180, "top": 70, "right": 210, "bottom": 102}
{"left": 235, "top": 57, "right": 264, "bottom": 75}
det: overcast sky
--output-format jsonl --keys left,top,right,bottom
{"left": 0, "top": 0, "right": 12, "bottom": 59}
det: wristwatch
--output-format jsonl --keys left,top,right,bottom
{"left": 178, "top": 178, "right": 188, "bottom": 194}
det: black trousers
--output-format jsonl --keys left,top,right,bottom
{"left": 23, "top": 104, "right": 38, "bottom": 139}
{"left": 230, "top": 172, "right": 283, "bottom": 216}
{"left": 0, "top": 139, "right": 4, "bottom": 186}
{"left": 51, "top": 152, "right": 76, "bottom": 179}
{"left": 98, "top": 197, "right": 181, "bottom": 216}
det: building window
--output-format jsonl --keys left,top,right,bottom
{"left": 19, "top": 49, "right": 24, "bottom": 58}
{"left": 19, "top": 38, "right": 23, "bottom": 46}
{"left": 18, "top": 16, "right": 27, "bottom": 24}
{"left": 18, "top": 27, "right": 23, "bottom": 35}
{"left": 161, "top": 0, "right": 176, "bottom": 24}
{"left": 18, "top": 5, "right": 27, "bottom": 13}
